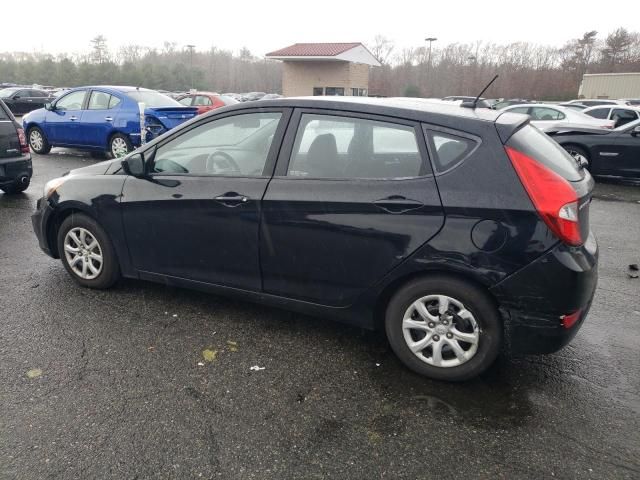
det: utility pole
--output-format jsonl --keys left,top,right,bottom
{"left": 424, "top": 37, "right": 437, "bottom": 96}
{"left": 186, "top": 44, "right": 196, "bottom": 90}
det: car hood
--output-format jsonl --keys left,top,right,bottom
{"left": 66, "top": 158, "right": 120, "bottom": 177}
{"left": 145, "top": 106, "right": 198, "bottom": 129}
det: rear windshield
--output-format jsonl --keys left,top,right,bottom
{"left": 508, "top": 125, "right": 583, "bottom": 181}
{"left": 126, "top": 91, "right": 181, "bottom": 108}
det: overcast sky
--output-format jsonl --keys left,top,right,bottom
{"left": 2, "top": 0, "right": 639, "bottom": 57}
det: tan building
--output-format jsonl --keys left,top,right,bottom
{"left": 266, "top": 43, "right": 380, "bottom": 97}
{"left": 579, "top": 73, "right": 640, "bottom": 99}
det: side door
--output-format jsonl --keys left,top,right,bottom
{"left": 120, "top": 108, "right": 290, "bottom": 290}
{"left": 46, "top": 90, "right": 87, "bottom": 145}
{"left": 11, "top": 90, "right": 31, "bottom": 114}
{"left": 79, "top": 90, "right": 122, "bottom": 148}
{"left": 611, "top": 123, "right": 640, "bottom": 177}
{"left": 260, "top": 110, "right": 445, "bottom": 307}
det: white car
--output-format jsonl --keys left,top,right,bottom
{"left": 582, "top": 105, "right": 640, "bottom": 128}
{"left": 502, "top": 104, "right": 615, "bottom": 129}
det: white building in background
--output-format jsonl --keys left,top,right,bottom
{"left": 579, "top": 72, "right": 640, "bottom": 99}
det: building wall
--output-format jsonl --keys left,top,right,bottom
{"left": 579, "top": 73, "right": 640, "bottom": 99}
{"left": 282, "top": 61, "right": 369, "bottom": 97}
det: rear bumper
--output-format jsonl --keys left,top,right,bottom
{"left": 0, "top": 155, "right": 32, "bottom": 185}
{"left": 490, "top": 232, "right": 598, "bottom": 355}
{"left": 32, "top": 197, "right": 56, "bottom": 258}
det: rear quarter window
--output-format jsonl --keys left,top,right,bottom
{"left": 507, "top": 125, "right": 583, "bottom": 181}
{"left": 424, "top": 129, "right": 479, "bottom": 174}
{"left": 0, "top": 103, "right": 9, "bottom": 120}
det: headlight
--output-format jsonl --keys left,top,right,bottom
{"left": 43, "top": 177, "right": 67, "bottom": 199}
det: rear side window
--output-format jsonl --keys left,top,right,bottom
{"left": 287, "top": 114, "right": 423, "bottom": 179}
{"left": 585, "top": 108, "right": 609, "bottom": 119}
{"left": 425, "top": 130, "right": 478, "bottom": 173}
{"left": 507, "top": 125, "right": 583, "bottom": 181}
{"left": 530, "top": 107, "right": 565, "bottom": 121}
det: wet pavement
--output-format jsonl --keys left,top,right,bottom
{"left": 1, "top": 151, "right": 639, "bottom": 479}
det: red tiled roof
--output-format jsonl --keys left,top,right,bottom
{"left": 266, "top": 43, "right": 362, "bottom": 57}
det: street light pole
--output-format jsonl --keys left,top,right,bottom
{"left": 424, "top": 37, "right": 437, "bottom": 96}
{"left": 186, "top": 44, "right": 195, "bottom": 90}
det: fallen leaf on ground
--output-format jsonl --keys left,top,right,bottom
{"left": 26, "top": 369, "right": 42, "bottom": 379}
{"left": 202, "top": 349, "right": 218, "bottom": 362}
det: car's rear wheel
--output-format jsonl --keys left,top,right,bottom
{"left": 28, "top": 126, "right": 51, "bottom": 154}
{"left": 563, "top": 145, "right": 590, "bottom": 168}
{"left": 385, "top": 275, "right": 502, "bottom": 381}
{"left": 57, "top": 213, "right": 120, "bottom": 289}
{"left": 109, "top": 133, "right": 132, "bottom": 159}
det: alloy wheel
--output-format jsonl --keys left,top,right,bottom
{"left": 111, "top": 137, "right": 129, "bottom": 158}
{"left": 402, "top": 295, "right": 480, "bottom": 368}
{"left": 29, "top": 130, "right": 43, "bottom": 151}
{"left": 63, "top": 227, "right": 103, "bottom": 280}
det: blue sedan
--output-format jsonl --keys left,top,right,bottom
{"left": 22, "top": 86, "right": 198, "bottom": 158}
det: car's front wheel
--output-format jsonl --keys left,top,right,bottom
{"left": 57, "top": 213, "right": 120, "bottom": 289}
{"left": 109, "top": 133, "right": 133, "bottom": 159}
{"left": 385, "top": 275, "right": 502, "bottom": 381}
{"left": 28, "top": 126, "right": 52, "bottom": 154}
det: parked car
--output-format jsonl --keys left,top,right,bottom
{"left": 621, "top": 99, "right": 640, "bottom": 106}
{"left": 22, "top": 86, "right": 198, "bottom": 158}
{"left": 566, "top": 99, "right": 623, "bottom": 107}
{"left": 582, "top": 105, "right": 640, "bottom": 128}
{"left": 492, "top": 99, "right": 533, "bottom": 110}
{"left": 0, "top": 87, "right": 53, "bottom": 115}
{"left": 501, "top": 104, "right": 614, "bottom": 129}
{"left": 543, "top": 119, "right": 640, "bottom": 180}
{"left": 260, "top": 93, "right": 283, "bottom": 100}
{"left": 442, "top": 96, "right": 483, "bottom": 102}
{"left": 0, "top": 98, "right": 32, "bottom": 194}
{"left": 558, "top": 102, "right": 588, "bottom": 111}
{"left": 242, "top": 92, "right": 266, "bottom": 102}
{"left": 176, "top": 92, "right": 238, "bottom": 114}
{"left": 31, "top": 97, "right": 598, "bottom": 381}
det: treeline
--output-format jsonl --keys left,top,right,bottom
{"left": 0, "top": 37, "right": 281, "bottom": 93}
{"left": 369, "top": 28, "right": 640, "bottom": 100}
{"left": 2, "top": 28, "right": 640, "bottom": 99}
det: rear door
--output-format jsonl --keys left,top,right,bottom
{"left": 79, "top": 90, "right": 122, "bottom": 148}
{"left": 611, "top": 123, "right": 640, "bottom": 177}
{"left": 0, "top": 102, "right": 20, "bottom": 158}
{"left": 260, "top": 109, "right": 445, "bottom": 307}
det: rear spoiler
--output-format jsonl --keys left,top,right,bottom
{"left": 494, "top": 111, "right": 530, "bottom": 144}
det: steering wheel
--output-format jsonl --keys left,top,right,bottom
{"left": 206, "top": 151, "right": 241, "bottom": 175}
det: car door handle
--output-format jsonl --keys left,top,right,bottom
{"left": 214, "top": 192, "right": 249, "bottom": 206}
{"left": 69, "top": 116, "right": 78, "bottom": 121}
{"left": 373, "top": 195, "right": 424, "bottom": 214}
{"left": 105, "top": 116, "right": 113, "bottom": 122}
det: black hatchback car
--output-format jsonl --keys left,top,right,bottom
{"left": 0, "top": 98, "right": 32, "bottom": 194}
{"left": 32, "top": 98, "right": 598, "bottom": 381}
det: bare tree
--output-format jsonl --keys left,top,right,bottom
{"left": 369, "top": 35, "right": 395, "bottom": 65}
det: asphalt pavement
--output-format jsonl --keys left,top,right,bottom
{"left": 1, "top": 150, "right": 639, "bottom": 479}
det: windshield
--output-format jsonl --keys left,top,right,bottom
{"left": 126, "top": 90, "right": 181, "bottom": 108}
{"left": 0, "top": 88, "right": 19, "bottom": 98}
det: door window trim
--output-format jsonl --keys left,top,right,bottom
{"left": 146, "top": 107, "right": 292, "bottom": 179}
{"left": 273, "top": 108, "right": 433, "bottom": 180}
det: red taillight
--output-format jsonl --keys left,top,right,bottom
{"left": 561, "top": 310, "right": 582, "bottom": 329}
{"left": 505, "top": 146, "right": 582, "bottom": 246}
{"left": 16, "top": 127, "right": 29, "bottom": 154}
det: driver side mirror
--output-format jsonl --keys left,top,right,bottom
{"left": 632, "top": 126, "right": 640, "bottom": 137}
{"left": 121, "top": 153, "right": 146, "bottom": 177}
{"left": 44, "top": 103, "right": 53, "bottom": 111}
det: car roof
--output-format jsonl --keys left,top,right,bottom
{"left": 68, "top": 85, "right": 154, "bottom": 94}
{"left": 223, "top": 96, "right": 528, "bottom": 142}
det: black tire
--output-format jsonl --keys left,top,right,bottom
{"left": 0, "top": 177, "right": 30, "bottom": 194}
{"left": 56, "top": 213, "right": 120, "bottom": 289}
{"left": 27, "top": 126, "right": 52, "bottom": 154}
{"left": 562, "top": 145, "right": 590, "bottom": 168}
{"left": 385, "top": 275, "right": 502, "bottom": 382}
{"left": 108, "top": 133, "right": 133, "bottom": 159}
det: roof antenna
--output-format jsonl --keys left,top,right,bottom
{"left": 461, "top": 74, "right": 499, "bottom": 109}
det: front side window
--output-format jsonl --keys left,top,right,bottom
{"left": 325, "top": 87, "right": 345, "bottom": 96}
{"left": 152, "top": 112, "right": 282, "bottom": 176}
{"left": 55, "top": 90, "right": 86, "bottom": 111}
{"left": 88, "top": 91, "right": 111, "bottom": 110}
{"left": 530, "top": 107, "right": 565, "bottom": 121}
{"left": 287, "top": 114, "right": 422, "bottom": 179}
